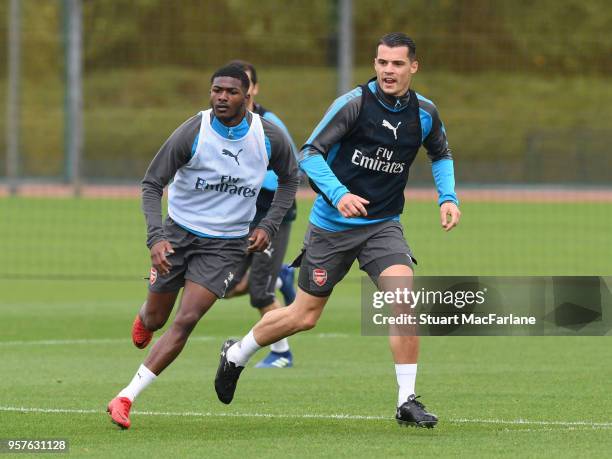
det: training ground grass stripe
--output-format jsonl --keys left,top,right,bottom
{"left": 1, "top": 406, "right": 611, "bottom": 429}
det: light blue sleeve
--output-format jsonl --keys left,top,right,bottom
{"left": 262, "top": 111, "right": 298, "bottom": 192}
{"left": 300, "top": 154, "right": 349, "bottom": 206}
{"left": 431, "top": 159, "right": 459, "bottom": 206}
{"left": 263, "top": 112, "right": 298, "bottom": 156}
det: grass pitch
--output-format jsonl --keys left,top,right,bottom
{"left": 1, "top": 196, "right": 611, "bottom": 457}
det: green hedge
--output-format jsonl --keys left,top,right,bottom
{"left": 2, "top": 66, "right": 611, "bottom": 182}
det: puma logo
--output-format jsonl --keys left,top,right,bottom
{"left": 222, "top": 148, "right": 243, "bottom": 165}
{"left": 263, "top": 245, "right": 274, "bottom": 258}
{"left": 382, "top": 120, "right": 401, "bottom": 140}
{"left": 223, "top": 272, "right": 235, "bottom": 290}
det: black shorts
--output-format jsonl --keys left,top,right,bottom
{"left": 295, "top": 220, "right": 416, "bottom": 297}
{"left": 148, "top": 218, "right": 248, "bottom": 298}
{"left": 228, "top": 221, "right": 293, "bottom": 308}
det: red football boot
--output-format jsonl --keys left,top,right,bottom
{"left": 132, "top": 314, "right": 153, "bottom": 349}
{"left": 107, "top": 396, "right": 132, "bottom": 429}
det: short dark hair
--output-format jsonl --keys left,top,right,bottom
{"left": 210, "top": 65, "right": 250, "bottom": 92}
{"left": 227, "top": 60, "right": 257, "bottom": 85}
{"left": 377, "top": 32, "right": 416, "bottom": 60}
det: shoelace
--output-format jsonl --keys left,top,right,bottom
{"left": 114, "top": 399, "right": 131, "bottom": 417}
{"left": 225, "top": 361, "right": 243, "bottom": 375}
{"left": 410, "top": 396, "right": 426, "bottom": 410}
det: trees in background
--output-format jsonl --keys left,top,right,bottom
{"left": 1, "top": 0, "right": 610, "bottom": 75}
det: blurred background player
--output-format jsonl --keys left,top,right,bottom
{"left": 107, "top": 65, "right": 299, "bottom": 429}
{"left": 215, "top": 33, "right": 460, "bottom": 428}
{"left": 224, "top": 60, "right": 298, "bottom": 369}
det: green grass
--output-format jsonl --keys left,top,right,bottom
{"left": 1, "top": 197, "right": 611, "bottom": 278}
{"left": 1, "top": 196, "right": 611, "bottom": 457}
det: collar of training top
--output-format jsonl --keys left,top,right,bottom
{"left": 369, "top": 77, "right": 411, "bottom": 111}
{"left": 209, "top": 110, "right": 253, "bottom": 139}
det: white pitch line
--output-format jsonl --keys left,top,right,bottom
{"left": 1, "top": 406, "right": 611, "bottom": 429}
{"left": 506, "top": 427, "right": 608, "bottom": 433}
{"left": 450, "top": 418, "right": 612, "bottom": 427}
{"left": 0, "top": 333, "right": 350, "bottom": 347}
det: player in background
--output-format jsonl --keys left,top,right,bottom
{"left": 106, "top": 65, "right": 299, "bottom": 429}
{"left": 215, "top": 33, "right": 460, "bottom": 428}
{"left": 223, "top": 60, "right": 298, "bottom": 369}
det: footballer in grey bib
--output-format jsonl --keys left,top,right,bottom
{"left": 168, "top": 109, "right": 269, "bottom": 237}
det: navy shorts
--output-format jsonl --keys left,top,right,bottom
{"left": 295, "top": 220, "right": 416, "bottom": 297}
{"left": 227, "top": 221, "right": 292, "bottom": 308}
{"left": 148, "top": 218, "right": 248, "bottom": 298}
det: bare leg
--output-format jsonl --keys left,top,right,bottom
{"left": 139, "top": 290, "right": 179, "bottom": 331}
{"left": 258, "top": 298, "right": 281, "bottom": 316}
{"left": 144, "top": 280, "right": 217, "bottom": 374}
{"left": 378, "top": 264, "right": 419, "bottom": 363}
{"left": 252, "top": 289, "right": 328, "bottom": 346}
{"left": 389, "top": 334, "right": 420, "bottom": 363}
{"left": 377, "top": 264, "right": 422, "bottom": 408}
{"left": 224, "top": 288, "right": 327, "bottom": 371}
{"left": 257, "top": 298, "right": 292, "bottom": 357}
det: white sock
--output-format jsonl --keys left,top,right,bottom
{"left": 395, "top": 363, "right": 417, "bottom": 407}
{"left": 270, "top": 338, "right": 290, "bottom": 353}
{"left": 226, "top": 330, "right": 261, "bottom": 367}
{"left": 117, "top": 364, "right": 157, "bottom": 402}
{"left": 275, "top": 277, "right": 283, "bottom": 290}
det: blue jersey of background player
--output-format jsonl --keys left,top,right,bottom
{"left": 224, "top": 60, "right": 299, "bottom": 369}
{"left": 216, "top": 33, "right": 461, "bottom": 429}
